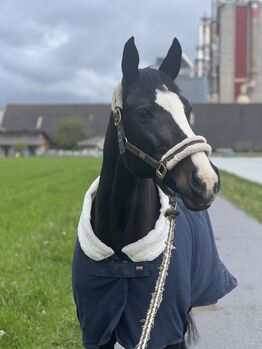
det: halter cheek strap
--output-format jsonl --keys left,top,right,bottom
{"left": 112, "top": 84, "right": 212, "bottom": 180}
{"left": 114, "top": 107, "right": 163, "bottom": 172}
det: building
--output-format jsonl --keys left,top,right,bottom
{"left": 196, "top": 0, "right": 262, "bottom": 103}
{"left": 77, "top": 136, "right": 104, "bottom": 156}
{"left": 2, "top": 103, "right": 262, "bottom": 152}
{"left": 176, "top": 75, "right": 208, "bottom": 103}
{"left": 196, "top": 16, "right": 211, "bottom": 78}
{"left": 77, "top": 136, "right": 104, "bottom": 151}
{"left": 0, "top": 130, "right": 49, "bottom": 157}
{"left": 0, "top": 104, "right": 111, "bottom": 156}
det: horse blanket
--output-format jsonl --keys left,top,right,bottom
{"left": 72, "top": 178, "right": 237, "bottom": 349}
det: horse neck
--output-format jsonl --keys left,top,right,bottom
{"left": 91, "top": 115, "right": 160, "bottom": 254}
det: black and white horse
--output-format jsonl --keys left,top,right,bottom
{"left": 72, "top": 38, "right": 237, "bottom": 349}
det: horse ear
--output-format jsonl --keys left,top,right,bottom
{"left": 159, "top": 38, "right": 182, "bottom": 80}
{"left": 121, "top": 37, "right": 139, "bottom": 84}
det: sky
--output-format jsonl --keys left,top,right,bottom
{"left": 0, "top": 0, "right": 211, "bottom": 108}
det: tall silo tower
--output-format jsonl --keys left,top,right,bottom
{"left": 217, "top": 0, "right": 262, "bottom": 102}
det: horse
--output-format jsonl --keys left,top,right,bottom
{"left": 72, "top": 37, "right": 237, "bottom": 349}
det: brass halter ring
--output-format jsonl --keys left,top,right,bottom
{"left": 114, "top": 108, "right": 122, "bottom": 126}
{"left": 156, "top": 162, "right": 168, "bottom": 180}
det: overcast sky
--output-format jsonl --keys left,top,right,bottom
{"left": 0, "top": 0, "right": 211, "bottom": 108}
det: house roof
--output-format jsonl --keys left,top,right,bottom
{"left": 2, "top": 103, "right": 111, "bottom": 138}
{"left": 77, "top": 136, "right": 104, "bottom": 147}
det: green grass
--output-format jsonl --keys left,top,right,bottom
{"left": 0, "top": 158, "right": 261, "bottom": 348}
{"left": 220, "top": 170, "right": 262, "bottom": 223}
{"left": 0, "top": 157, "right": 102, "bottom": 349}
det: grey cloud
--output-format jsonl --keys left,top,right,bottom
{"left": 0, "top": 0, "right": 210, "bottom": 108}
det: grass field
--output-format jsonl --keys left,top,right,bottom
{"left": 0, "top": 157, "right": 101, "bottom": 349}
{"left": 0, "top": 158, "right": 261, "bottom": 349}
{"left": 220, "top": 170, "right": 262, "bottom": 223}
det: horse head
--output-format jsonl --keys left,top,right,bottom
{"left": 112, "top": 37, "right": 220, "bottom": 211}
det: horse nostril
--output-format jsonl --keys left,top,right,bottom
{"left": 189, "top": 170, "right": 206, "bottom": 195}
{"left": 213, "top": 181, "right": 219, "bottom": 194}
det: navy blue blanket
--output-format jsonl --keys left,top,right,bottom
{"left": 72, "top": 199, "right": 237, "bottom": 349}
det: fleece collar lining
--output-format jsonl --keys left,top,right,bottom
{"left": 78, "top": 177, "right": 170, "bottom": 262}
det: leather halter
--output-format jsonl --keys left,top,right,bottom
{"left": 113, "top": 106, "right": 212, "bottom": 180}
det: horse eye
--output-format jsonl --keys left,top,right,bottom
{"left": 137, "top": 108, "right": 151, "bottom": 120}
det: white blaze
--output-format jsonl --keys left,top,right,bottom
{"left": 155, "top": 89, "right": 194, "bottom": 137}
{"left": 155, "top": 88, "right": 218, "bottom": 191}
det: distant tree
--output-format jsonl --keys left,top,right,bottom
{"left": 55, "top": 118, "right": 88, "bottom": 149}
{"left": 13, "top": 142, "right": 26, "bottom": 157}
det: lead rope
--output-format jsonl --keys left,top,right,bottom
{"left": 136, "top": 198, "right": 178, "bottom": 349}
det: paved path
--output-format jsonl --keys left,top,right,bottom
{"left": 193, "top": 196, "right": 262, "bottom": 349}
{"left": 212, "top": 157, "right": 262, "bottom": 184}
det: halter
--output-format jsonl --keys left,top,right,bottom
{"left": 112, "top": 84, "right": 212, "bottom": 180}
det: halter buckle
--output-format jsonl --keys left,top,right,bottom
{"left": 114, "top": 108, "right": 122, "bottom": 126}
{"left": 156, "top": 162, "right": 167, "bottom": 180}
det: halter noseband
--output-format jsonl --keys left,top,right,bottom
{"left": 112, "top": 84, "right": 212, "bottom": 181}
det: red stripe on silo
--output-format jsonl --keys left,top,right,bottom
{"left": 234, "top": 5, "right": 248, "bottom": 100}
